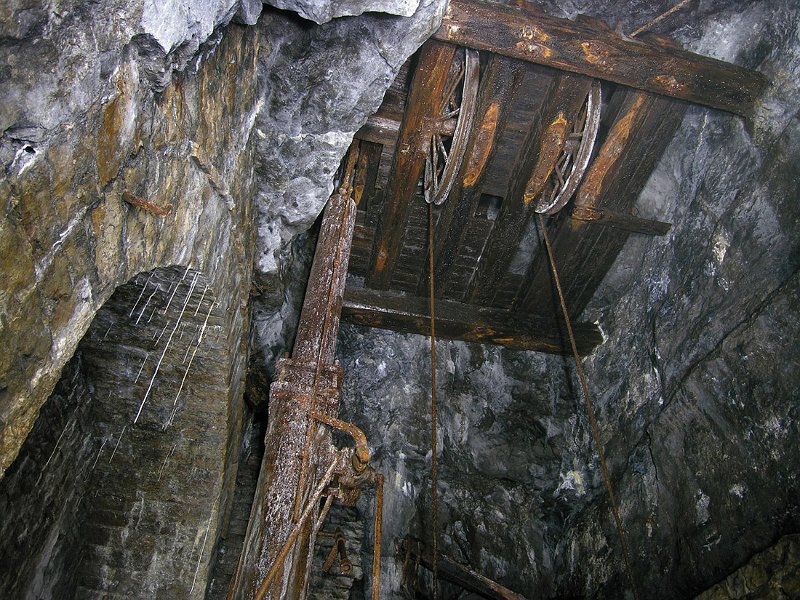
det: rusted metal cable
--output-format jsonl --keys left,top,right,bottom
{"left": 299, "top": 492, "right": 336, "bottom": 598}
{"left": 372, "top": 473, "right": 384, "bottom": 600}
{"left": 537, "top": 214, "right": 640, "bottom": 600}
{"left": 254, "top": 455, "right": 342, "bottom": 600}
{"left": 630, "top": 0, "right": 692, "bottom": 37}
{"left": 427, "top": 201, "right": 440, "bottom": 599}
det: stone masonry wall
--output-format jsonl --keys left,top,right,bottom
{"left": 0, "top": 353, "right": 95, "bottom": 599}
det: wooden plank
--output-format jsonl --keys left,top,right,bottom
{"left": 518, "top": 89, "right": 687, "bottom": 316}
{"left": 401, "top": 539, "right": 528, "bottom": 600}
{"left": 434, "top": 0, "right": 767, "bottom": 117}
{"left": 416, "top": 54, "right": 526, "bottom": 299}
{"left": 366, "top": 41, "right": 457, "bottom": 290}
{"left": 293, "top": 193, "right": 358, "bottom": 363}
{"left": 570, "top": 205, "right": 671, "bottom": 235}
{"left": 466, "top": 72, "right": 593, "bottom": 306}
{"left": 353, "top": 139, "right": 382, "bottom": 209}
{"left": 342, "top": 287, "right": 603, "bottom": 355}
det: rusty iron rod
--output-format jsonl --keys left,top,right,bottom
{"left": 309, "top": 411, "right": 370, "bottom": 473}
{"left": 253, "top": 454, "right": 342, "bottom": 600}
{"left": 122, "top": 191, "right": 172, "bottom": 216}
{"left": 299, "top": 491, "right": 336, "bottom": 598}
{"left": 372, "top": 473, "right": 384, "bottom": 600}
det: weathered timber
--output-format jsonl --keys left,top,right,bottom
{"left": 518, "top": 88, "right": 687, "bottom": 316}
{"left": 342, "top": 287, "right": 602, "bottom": 355}
{"left": 293, "top": 194, "right": 358, "bottom": 363}
{"left": 354, "top": 140, "right": 382, "bottom": 208}
{"left": 416, "top": 55, "right": 526, "bottom": 299}
{"left": 401, "top": 539, "right": 528, "bottom": 600}
{"left": 570, "top": 205, "right": 672, "bottom": 235}
{"left": 434, "top": 0, "right": 767, "bottom": 117}
{"left": 367, "top": 41, "right": 457, "bottom": 289}
{"left": 466, "top": 72, "right": 592, "bottom": 306}
{"left": 232, "top": 192, "right": 356, "bottom": 600}
{"left": 356, "top": 115, "right": 400, "bottom": 147}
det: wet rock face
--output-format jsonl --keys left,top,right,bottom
{"left": 248, "top": 0, "right": 447, "bottom": 377}
{"left": 335, "top": 1, "right": 800, "bottom": 598}
{"left": 266, "top": 0, "right": 421, "bottom": 24}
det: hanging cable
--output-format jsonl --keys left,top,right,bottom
{"left": 630, "top": 0, "right": 693, "bottom": 37}
{"left": 427, "top": 201, "right": 440, "bottom": 599}
{"left": 537, "top": 214, "right": 640, "bottom": 600}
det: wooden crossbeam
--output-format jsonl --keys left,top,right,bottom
{"left": 466, "top": 72, "right": 592, "bottom": 306}
{"left": 342, "top": 287, "right": 603, "bottom": 355}
{"left": 570, "top": 205, "right": 672, "bottom": 236}
{"left": 367, "top": 41, "right": 457, "bottom": 290}
{"left": 517, "top": 88, "right": 687, "bottom": 316}
{"left": 434, "top": 0, "right": 767, "bottom": 117}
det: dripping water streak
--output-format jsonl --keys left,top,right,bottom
{"left": 99, "top": 324, "right": 113, "bottom": 345}
{"left": 109, "top": 426, "right": 126, "bottom": 463}
{"left": 154, "top": 321, "right": 169, "bottom": 343}
{"left": 134, "top": 273, "right": 198, "bottom": 423}
{"left": 39, "top": 423, "right": 69, "bottom": 479}
{"left": 135, "top": 353, "right": 150, "bottom": 383}
{"left": 173, "top": 299, "right": 214, "bottom": 408}
{"left": 183, "top": 325, "right": 201, "bottom": 363}
{"left": 136, "top": 289, "right": 157, "bottom": 325}
{"left": 157, "top": 443, "right": 177, "bottom": 481}
{"left": 190, "top": 501, "right": 216, "bottom": 594}
{"left": 129, "top": 272, "right": 155, "bottom": 317}
{"left": 163, "top": 265, "right": 192, "bottom": 317}
{"left": 91, "top": 440, "right": 107, "bottom": 470}
{"left": 193, "top": 284, "right": 208, "bottom": 317}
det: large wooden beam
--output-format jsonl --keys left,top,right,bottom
{"left": 367, "top": 41, "right": 457, "bottom": 289}
{"left": 401, "top": 539, "right": 528, "bottom": 600}
{"left": 466, "top": 72, "right": 592, "bottom": 306}
{"left": 434, "top": 0, "right": 767, "bottom": 117}
{"left": 342, "top": 287, "right": 602, "bottom": 355}
{"left": 232, "top": 192, "right": 356, "bottom": 600}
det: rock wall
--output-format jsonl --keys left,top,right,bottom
{"left": 0, "top": 9, "right": 262, "bottom": 477}
{"left": 0, "top": 354, "right": 94, "bottom": 599}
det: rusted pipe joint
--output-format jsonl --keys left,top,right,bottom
{"left": 309, "top": 410, "right": 370, "bottom": 473}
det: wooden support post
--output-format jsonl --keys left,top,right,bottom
{"left": 434, "top": 0, "right": 767, "bottom": 117}
{"left": 466, "top": 72, "right": 593, "bottom": 306}
{"left": 231, "top": 192, "right": 357, "bottom": 600}
{"left": 342, "top": 287, "right": 602, "bottom": 355}
{"left": 367, "top": 41, "right": 457, "bottom": 290}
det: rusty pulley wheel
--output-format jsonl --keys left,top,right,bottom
{"left": 424, "top": 47, "right": 480, "bottom": 206}
{"left": 535, "top": 80, "right": 602, "bottom": 215}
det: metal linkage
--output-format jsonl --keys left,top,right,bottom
{"left": 252, "top": 416, "right": 385, "bottom": 600}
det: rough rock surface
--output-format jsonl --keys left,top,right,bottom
{"left": 265, "top": 0, "right": 421, "bottom": 24}
{"left": 249, "top": 0, "right": 447, "bottom": 378}
{"left": 695, "top": 534, "right": 800, "bottom": 599}
{"left": 333, "top": 0, "right": 800, "bottom": 598}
